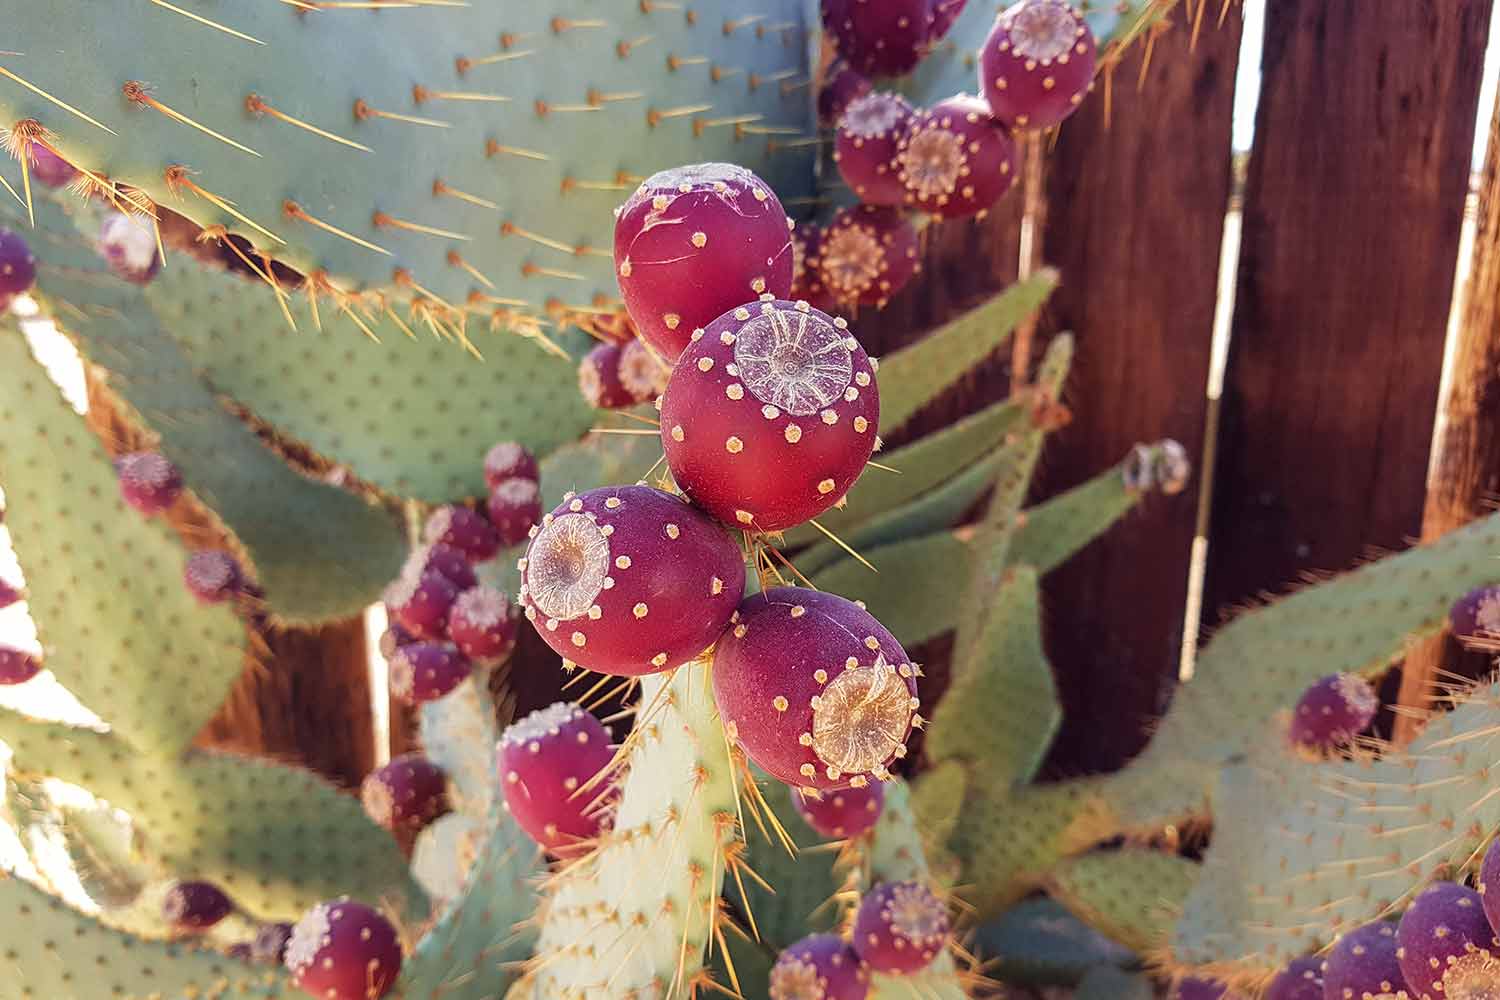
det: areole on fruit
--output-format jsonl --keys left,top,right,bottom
{"left": 834, "top": 92, "right": 915, "bottom": 207}
{"left": 981, "top": 0, "right": 1098, "bottom": 131}
{"left": 851, "top": 880, "right": 950, "bottom": 975}
{"left": 819, "top": 206, "right": 920, "bottom": 308}
{"left": 897, "top": 96, "right": 1018, "bottom": 219}
{"left": 770, "top": 933, "right": 870, "bottom": 1000}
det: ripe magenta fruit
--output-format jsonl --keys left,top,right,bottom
{"left": 579, "top": 340, "right": 637, "bottom": 410}
{"left": 1481, "top": 838, "right": 1500, "bottom": 937}
{"left": 793, "top": 781, "right": 885, "bottom": 839}
{"left": 1450, "top": 583, "right": 1500, "bottom": 639}
{"left": 822, "top": 0, "right": 934, "bottom": 77}
{"left": 617, "top": 338, "right": 670, "bottom": 403}
{"left": 519, "top": 485, "right": 744, "bottom": 675}
{"left": 378, "top": 622, "right": 415, "bottom": 661}
{"left": 614, "top": 163, "right": 794, "bottom": 362}
{"left": 770, "top": 933, "right": 870, "bottom": 1000}
{"left": 819, "top": 205, "right": 920, "bottom": 308}
{"left": 0, "top": 647, "right": 41, "bottom": 685}
{"left": 498, "top": 702, "right": 615, "bottom": 855}
{"left": 659, "top": 298, "right": 880, "bottom": 533}
{"left": 981, "top": 0, "right": 1097, "bottom": 130}
{"left": 1265, "top": 955, "right": 1323, "bottom": 1000}
{"left": 483, "top": 441, "right": 539, "bottom": 490}
{"left": 388, "top": 641, "right": 471, "bottom": 705}
{"left": 447, "top": 584, "right": 518, "bottom": 661}
{"left": 423, "top": 504, "right": 501, "bottom": 563}
{"left": 98, "top": 212, "right": 162, "bottom": 285}
{"left": 115, "top": 451, "right": 183, "bottom": 515}
{"left": 384, "top": 567, "right": 459, "bottom": 640}
{"left": 713, "top": 587, "right": 917, "bottom": 790}
{"left": 851, "top": 881, "right": 949, "bottom": 974}
{"left": 835, "top": 92, "right": 915, "bottom": 206}
{"left": 487, "top": 478, "right": 543, "bottom": 548}
{"left": 1395, "top": 881, "right": 1500, "bottom": 998}
{"left": 183, "top": 550, "right": 242, "bottom": 605}
{"left": 252, "top": 922, "right": 294, "bottom": 965}
{"left": 419, "top": 542, "right": 479, "bottom": 592}
{"left": 0, "top": 577, "right": 21, "bottom": 610}
{"left": 0, "top": 228, "right": 36, "bottom": 297}
{"left": 27, "top": 144, "right": 77, "bottom": 188}
{"left": 818, "top": 59, "right": 874, "bottom": 126}
{"left": 790, "top": 222, "right": 838, "bottom": 314}
{"left": 1288, "top": 673, "right": 1377, "bottom": 752}
{"left": 360, "top": 754, "right": 450, "bottom": 833}
{"left": 929, "top": 0, "right": 968, "bottom": 40}
{"left": 285, "top": 898, "right": 403, "bottom": 1000}
{"left": 1170, "top": 981, "right": 1233, "bottom": 1000}
{"left": 897, "top": 96, "right": 1018, "bottom": 219}
{"left": 1323, "top": 920, "right": 1407, "bottom": 1000}
{"left": 162, "top": 880, "right": 235, "bottom": 932}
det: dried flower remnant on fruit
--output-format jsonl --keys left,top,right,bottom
{"left": 852, "top": 880, "right": 949, "bottom": 974}
{"left": 812, "top": 655, "right": 914, "bottom": 777}
{"left": 770, "top": 933, "right": 870, "bottom": 1000}
{"left": 528, "top": 515, "right": 612, "bottom": 621}
{"left": 734, "top": 306, "right": 853, "bottom": 415}
{"left": 285, "top": 898, "right": 402, "bottom": 1000}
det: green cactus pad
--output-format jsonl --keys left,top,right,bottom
{"left": 1047, "top": 849, "right": 1199, "bottom": 955}
{"left": 972, "top": 897, "right": 1134, "bottom": 987}
{"left": 57, "top": 802, "right": 152, "bottom": 912}
{"left": 417, "top": 674, "right": 498, "bottom": 819}
{"left": 537, "top": 419, "right": 665, "bottom": 509}
{"left": 811, "top": 531, "right": 966, "bottom": 648}
{"left": 1008, "top": 455, "right": 1148, "bottom": 571}
{"left": 0, "top": 327, "right": 247, "bottom": 757}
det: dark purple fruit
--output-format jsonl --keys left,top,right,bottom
{"left": 360, "top": 754, "right": 450, "bottom": 833}
{"left": 0, "top": 228, "right": 37, "bottom": 297}
{"left": 423, "top": 505, "right": 501, "bottom": 563}
{"left": 1395, "top": 881, "right": 1499, "bottom": 999}
{"left": 818, "top": 205, "right": 920, "bottom": 308}
{"left": 822, "top": 0, "right": 935, "bottom": 77}
{"left": 183, "top": 550, "right": 242, "bottom": 605}
{"left": 1288, "top": 673, "right": 1377, "bottom": 752}
{"left": 483, "top": 441, "right": 539, "bottom": 490}
{"left": 0, "top": 577, "right": 22, "bottom": 611}
{"left": 27, "top": 144, "right": 77, "bottom": 188}
{"left": 1450, "top": 583, "right": 1500, "bottom": 639}
{"left": 579, "top": 341, "right": 637, "bottom": 409}
{"left": 818, "top": 59, "right": 874, "bottom": 126}
{"left": 897, "top": 95, "right": 1018, "bottom": 219}
{"left": 285, "top": 898, "right": 402, "bottom": 1000}
{"left": 162, "top": 880, "right": 235, "bottom": 932}
{"left": 834, "top": 92, "right": 915, "bottom": 206}
{"left": 851, "top": 880, "right": 949, "bottom": 974}
{"left": 447, "top": 584, "right": 519, "bottom": 661}
{"left": 1322, "top": 920, "right": 1408, "bottom": 1000}
{"left": 793, "top": 782, "right": 885, "bottom": 839}
{"left": 770, "top": 933, "right": 869, "bottom": 1000}
{"left": 115, "top": 451, "right": 183, "bottom": 515}
{"left": 487, "top": 477, "right": 543, "bottom": 548}
{"left": 384, "top": 568, "right": 459, "bottom": 640}
{"left": 980, "top": 0, "right": 1097, "bottom": 130}
{"left": 0, "top": 646, "right": 41, "bottom": 685}
{"left": 1266, "top": 955, "right": 1323, "bottom": 1000}
{"left": 388, "top": 641, "right": 471, "bottom": 705}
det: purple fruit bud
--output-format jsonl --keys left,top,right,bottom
{"left": 617, "top": 338, "right": 670, "bottom": 403}
{"left": 487, "top": 478, "right": 543, "bottom": 548}
{"left": 1450, "top": 583, "right": 1500, "bottom": 639}
{"left": 1481, "top": 839, "right": 1500, "bottom": 940}
{"left": 228, "top": 942, "right": 254, "bottom": 961}
{"left": 1266, "top": 955, "right": 1323, "bottom": 1000}
{"left": 823, "top": 0, "right": 935, "bottom": 77}
{"left": 162, "top": 880, "right": 235, "bottom": 931}
{"left": 851, "top": 881, "right": 949, "bottom": 974}
{"left": 360, "top": 754, "right": 450, "bottom": 833}
{"left": 388, "top": 641, "right": 471, "bottom": 705}
{"left": 447, "top": 585, "right": 518, "bottom": 661}
{"left": 0, "top": 577, "right": 21, "bottom": 611}
{"left": 793, "top": 782, "right": 885, "bottom": 840}
{"left": 1170, "top": 980, "right": 1236, "bottom": 1000}
{"left": 251, "top": 922, "right": 294, "bottom": 965}
{"left": 419, "top": 542, "right": 478, "bottom": 591}
{"left": 483, "top": 441, "right": 539, "bottom": 491}
{"left": 98, "top": 212, "right": 162, "bottom": 285}
{"left": 498, "top": 702, "right": 615, "bottom": 856}
{"left": 1322, "top": 920, "right": 1407, "bottom": 1000}
{"left": 789, "top": 223, "right": 839, "bottom": 314}
{"left": 519, "top": 485, "right": 744, "bottom": 676}
{"left": 378, "top": 623, "right": 415, "bottom": 661}
{"left": 1395, "top": 881, "right": 1500, "bottom": 998}
{"left": 27, "top": 144, "right": 77, "bottom": 188}
{"left": 384, "top": 569, "right": 459, "bottom": 640}
{"left": 981, "top": 0, "right": 1097, "bottom": 131}
{"left": 0, "top": 228, "right": 37, "bottom": 298}
{"left": 818, "top": 59, "right": 874, "bottom": 127}
{"left": 286, "top": 898, "right": 402, "bottom": 1000}
{"left": 897, "top": 95, "right": 1018, "bottom": 219}
{"left": 771, "top": 933, "right": 870, "bottom": 1000}
{"left": 714, "top": 588, "right": 917, "bottom": 791}
{"left": 423, "top": 505, "right": 501, "bottom": 564}
{"left": 115, "top": 451, "right": 183, "bottom": 515}
{"left": 0, "top": 646, "right": 41, "bottom": 685}
{"left": 819, "top": 205, "right": 920, "bottom": 308}
{"left": 183, "top": 550, "right": 242, "bottom": 605}
{"left": 835, "top": 92, "right": 915, "bottom": 207}
{"left": 579, "top": 341, "right": 637, "bottom": 410}
{"left": 1288, "top": 673, "right": 1377, "bottom": 752}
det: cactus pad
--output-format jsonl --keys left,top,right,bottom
{"left": 1046, "top": 849, "right": 1199, "bottom": 955}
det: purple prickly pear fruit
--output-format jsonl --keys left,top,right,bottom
{"left": 659, "top": 299, "right": 880, "bottom": 533}
{"left": 285, "top": 898, "right": 402, "bottom": 1000}
{"left": 1266, "top": 955, "right": 1324, "bottom": 1000}
{"left": 980, "top": 0, "right": 1097, "bottom": 130}
{"left": 360, "top": 754, "right": 450, "bottom": 833}
{"left": 851, "top": 880, "right": 949, "bottom": 974}
{"left": 498, "top": 702, "right": 615, "bottom": 856}
{"left": 897, "top": 96, "right": 1019, "bottom": 219}
{"left": 613, "top": 163, "right": 794, "bottom": 363}
{"left": 487, "top": 478, "right": 543, "bottom": 548}
{"left": 793, "top": 782, "right": 885, "bottom": 839}
{"left": 1481, "top": 838, "right": 1500, "bottom": 937}
{"left": 377, "top": 622, "right": 415, "bottom": 661}
{"left": 251, "top": 922, "right": 294, "bottom": 965}
{"left": 228, "top": 943, "right": 254, "bottom": 961}
{"left": 1171, "top": 980, "right": 1235, "bottom": 1000}
{"left": 1395, "top": 881, "right": 1500, "bottom": 999}
{"left": 819, "top": 205, "right": 920, "bottom": 308}
{"left": 447, "top": 585, "right": 518, "bottom": 661}
{"left": 1450, "top": 584, "right": 1500, "bottom": 639}
{"left": 1288, "top": 673, "right": 1377, "bottom": 752}
{"left": 0, "top": 577, "right": 21, "bottom": 611}
{"left": 1322, "top": 920, "right": 1407, "bottom": 1000}
{"left": 384, "top": 568, "right": 459, "bottom": 640}
{"left": 423, "top": 505, "right": 501, "bottom": 564}
{"left": 790, "top": 223, "right": 839, "bottom": 314}
{"left": 183, "top": 550, "right": 242, "bottom": 605}
{"left": 579, "top": 341, "right": 637, "bottom": 410}
{"left": 712, "top": 587, "right": 918, "bottom": 790}
{"left": 617, "top": 338, "right": 671, "bottom": 403}
{"left": 98, "top": 212, "right": 162, "bottom": 285}
{"left": 0, "top": 228, "right": 36, "bottom": 297}
{"left": 388, "top": 641, "right": 471, "bottom": 705}
{"left": 929, "top": 0, "right": 968, "bottom": 40}
{"left": 419, "top": 542, "right": 479, "bottom": 592}
{"left": 27, "top": 144, "right": 76, "bottom": 188}
{"left": 822, "top": 0, "right": 935, "bottom": 77}
{"left": 483, "top": 441, "right": 539, "bottom": 491}
{"left": 771, "top": 933, "right": 870, "bottom": 1000}
{"left": 818, "top": 59, "right": 874, "bottom": 126}
{"left": 519, "top": 485, "right": 744, "bottom": 675}
{"left": 162, "top": 880, "right": 235, "bottom": 932}
{"left": 115, "top": 451, "right": 183, "bottom": 515}
{"left": 834, "top": 93, "right": 915, "bottom": 206}
{"left": 0, "top": 646, "right": 41, "bottom": 685}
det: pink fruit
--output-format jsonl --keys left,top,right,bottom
{"left": 162, "top": 881, "right": 235, "bottom": 932}
{"left": 0, "top": 648, "right": 38, "bottom": 685}
{"left": 183, "top": 550, "right": 242, "bottom": 605}
{"left": 897, "top": 95, "right": 1019, "bottom": 219}
{"left": 1264, "top": 955, "right": 1323, "bottom": 1000}
{"left": 487, "top": 478, "right": 543, "bottom": 548}
{"left": 1450, "top": 583, "right": 1500, "bottom": 639}
{"left": 498, "top": 702, "right": 615, "bottom": 855}
{"left": 980, "top": 0, "right": 1097, "bottom": 130}
{"left": 1482, "top": 838, "right": 1500, "bottom": 938}
{"left": 658, "top": 298, "right": 880, "bottom": 533}
{"left": 285, "top": 899, "right": 402, "bottom": 1000}
{"left": 98, "top": 212, "right": 162, "bottom": 285}
{"left": 1395, "top": 881, "right": 1499, "bottom": 999}
{"left": 115, "top": 451, "right": 183, "bottom": 515}
{"left": 929, "top": 0, "right": 968, "bottom": 40}
{"left": 388, "top": 641, "right": 471, "bottom": 704}
{"left": 822, "top": 0, "right": 935, "bottom": 77}
{"left": 483, "top": 441, "right": 539, "bottom": 490}
{"left": 617, "top": 338, "right": 671, "bottom": 403}
{"left": 818, "top": 205, "right": 920, "bottom": 308}
{"left": 0, "top": 228, "right": 36, "bottom": 297}
{"left": 771, "top": 933, "right": 870, "bottom": 1000}
{"left": 1288, "top": 673, "right": 1377, "bottom": 753}
{"left": 420, "top": 542, "right": 479, "bottom": 592}
{"left": 423, "top": 505, "right": 501, "bottom": 563}
{"left": 519, "top": 485, "right": 744, "bottom": 675}
{"left": 360, "top": 754, "right": 450, "bottom": 833}
{"left": 383, "top": 568, "right": 459, "bottom": 639}
{"left": 378, "top": 622, "right": 416, "bottom": 661}
{"left": 851, "top": 881, "right": 949, "bottom": 974}
{"left": 818, "top": 59, "right": 874, "bottom": 126}
{"left": 614, "top": 163, "right": 794, "bottom": 362}
{"left": 0, "top": 577, "right": 21, "bottom": 610}
{"left": 1322, "top": 920, "right": 1407, "bottom": 1000}
{"left": 835, "top": 92, "right": 915, "bottom": 206}
{"left": 712, "top": 587, "right": 917, "bottom": 790}
{"left": 1170, "top": 980, "right": 1234, "bottom": 1000}
{"left": 447, "top": 584, "right": 519, "bottom": 661}
{"left": 27, "top": 143, "right": 77, "bottom": 188}
{"left": 793, "top": 782, "right": 885, "bottom": 839}
{"left": 790, "top": 223, "right": 839, "bottom": 314}
{"left": 579, "top": 341, "right": 637, "bottom": 410}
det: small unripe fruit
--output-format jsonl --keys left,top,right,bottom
{"left": 817, "top": 59, "right": 873, "bottom": 126}
{"left": 1395, "top": 881, "right": 1499, "bottom": 999}
{"left": 793, "top": 782, "right": 885, "bottom": 839}
{"left": 251, "top": 922, "right": 294, "bottom": 965}
{"left": 819, "top": 206, "right": 920, "bottom": 308}
{"left": 98, "top": 212, "right": 162, "bottom": 285}
{"left": 614, "top": 163, "right": 793, "bottom": 362}
{"left": 981, "top": 0, "right": 1097, "bottom": 130}
{"left": 487, "top": 478, "right": 543, "bottom": 547}
{"left": 0, "top": 578, "right": 22, "bottom": 611}
{"left": 419, "top": 542, "right": 478, "bottom": 592}
{"left": 27, "top": 144, "right": 77, "bottom": 188}
{"left": 822, "top": 0, "right": 935, "bottom": 77}
{"left": 770, "top": 933, "right": 870, "bottom": 1000}
{"left": 483, "top": 441, "right": 539, "bottom": 490}
{"left": 579, "top": 341, "right": 637, "bottom": 409}
{"left": 659, "top": 299, "right": 880, "bottom": 533}
{"left": 834, "top": 93, "right": 915, "bottom": 206}
{"left": 498, "top": 702, "right": 615, "bottom": 855}
{"left": 0, "top": 647, "right": 41, "bottom": 685}
{"left": 115, "top": 451, "right": 183, "bottom": 515}
{"left": 423, "top": 505, "right": 501, "bottom": 563}
{"left": 617, "top": 338, "right": 671, "bottom": 403}
{"left": 1322, "top": 920, "right": 1407, "bottom": 1000}
{"left": 384, "top": 568, "right": 459, "bottom": 640}
{"left": 447, "top": 585, "right": 519, "bottom": 661}
{"left": 285, "top": 899, "right": 402, "bottom": 1000}
{"left": 0, "top": 228, "right": 37, "bottom": 297}
{"left": 1265, "top": 955, "right": 1323, "bottom": 1000}
{"left": 360, "top": 754, "right": 450, "bottom": 833}
{"left": 388, "top": 641, "right": 471, "bottom": 705}
{"left": 851, "top": 881, "right": 949, "bottom": 974}
{"left": 162, "top": 881, "right": 235, "bottom": 932}
{"left": 1450, "top": 583, "right": 1500, "bottom": 639}
{"left": 897, "top": 96, "right": 1018, "bottom": 219}
{"left": 713, "top": 588, "right": 917, "bottom": 790}
{"left": 520, "top": 485, "right": 744, "bottom": 675}
{"left": 1288, "top": 673, "right": 1377, "bottom": 753}
{"left": 183, "top": 550, "right": 242, "bottom": 605}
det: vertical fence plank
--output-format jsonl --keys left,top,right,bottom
{"left": 1202, "top": 3, "right": 1493, "bottom": 646}
{"left": 1029, "top": 13, "right": 1244, "bottom": 776}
